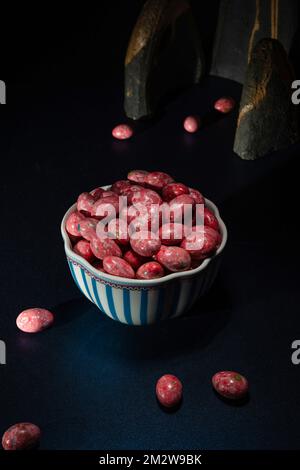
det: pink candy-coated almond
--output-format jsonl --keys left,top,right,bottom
{"left": 90, "top": 237, "right": 122, "bottom": 260}
{"left": 127, "top": 170, "right": 149, "bottom": 185}
{"left": 212, "top": 371, "right": 249, "bottom": 400}
{"left": 156, "top": 246, "right": 191, "bottom": 272}
{"left": 103, "top": 256, "right": 135, "bottom": 278}
{"left": 112, "top": 124, "right": 133, "bottom": 140}
{"left": 123, "top": 249, "right": 146, "bottom": 270}
{"left": 214, "top": 96, "right": 235, "bottom": 114}
{"left": 111, "top": 180, "right": 132, "bottom": 195}
{"left": 156, "top": 374, "right": 183, "bottom": 408}
{"left": 16, "top": 308, "right": 54, "bottom": 333}
{"left": 183, "top": 115, "right": 200, "bottom": 133}
{"left": 77, "top": 217, "right": 98, "bottom": 241}
{"left": 204, "top": 207, "right": 220, "bottom": 231}
{"left": 162, "top": 182, "right": 190, "bottom": 202}
{"left": 188, "top": 187, "right": 205, "bottom": 205}
{"left": 66, "top": 211, "right": 85, "bottom": 238}
{"left": 90, "top": 187, "right": 105, "bottom": 199}
{"left": 145, "top": 171, "right": 174, "bottom": 190}
{"left": 91, "top": 195, "right": 119, "bottom": 219}
{"left": 181, "top": 226, "right": 221, "bottom": 260}
{"left": 131, "top": 188, "right": 162, "bottom": 207}
{"left": 121, "top": 185, "right": 144, "bottom": 204}
{"left": 77, "top": 192, "right": 95, "bottom": 216}
{"left": 2, "top": 423, "right": 41, "bottom": 450}
{"left": 169, "top": 194, "right": 195, "bottom": 223}
{"left": 107, "top": 218, "right": 129, "bottom": 246}
{"left": 159, "top": 223, "right": 187, "bottom": 246}
{"left": 130, "top": 231, "right": 161, "bottom": 257}
{"left": 136, "top": 261, "right": 164, "bottom": 280}
{"left": 73, "top": 240, "right": 94, "bottom": 262}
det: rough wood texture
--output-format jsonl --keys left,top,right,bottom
{"left": 234, "top": 38, "right": 299, "bottom": 160}
{"left": 210, "top": 0, "right": 298, "bottom": 84}
{"left": 124, "top": 0, "right": 204, "bottom": 120}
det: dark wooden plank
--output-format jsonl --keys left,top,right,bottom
{"left": 233, "top": 38, "right": 299, "bottom": 160}
{"left": 124, "top": 0, "right": 204, "bottom": 120}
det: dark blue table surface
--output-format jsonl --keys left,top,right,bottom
{"left": 1, "top": 1, "right": 300, "bottom": 449}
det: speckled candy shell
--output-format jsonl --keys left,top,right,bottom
{"left": 16, "top": 308, "right": 54, "bottom": 333}
{"left": 212, "top": 371, "right": 249, "bottom": 399}
{"left": 2, "top": 423, "right": 41, "bottom": 450}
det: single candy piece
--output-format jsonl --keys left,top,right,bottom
{"left": 156, "top": 374, "right": 183, "bottom": 408}
{"left": 162, "top": 182, "right": 190, "bottom": 202}
{"left": 183, "top": 115, "right": 201, "bottom": 133}
{"left": 91, "top": 195, "right": 119, "bottom": 219}
{"left": 188, "top": 187, "right": 205, "bottom": 204}
{"left": 73, "top": 240, "right": 94, "bottom": 262}
{"left": 214, "top": 96, "right": 235, "bottom": 114}
{"left": 111, "top": 180, "right": 132, "bottom": 195}
{"left": 156, "top": 246, "right": 191, "bottom": 272}
{"left": 90, "top": 237, "right": 122, "bottom": 260}
{"left": 159, "top": 223, "right": 186, "bottom": 246}
{"left": 181, "top": 226, "right": 221, "bottom": 260}
{"left": 77, "top": 192, "right": 95, "bottom": 216}
{"left": 212, "top": 371, "right": 249, "bottom": 400}
{"left": 2, "top": 423, "right": 41, "bottom": 450}
{"left": 90, "top": 187, "right": 105, "bottom": 199}
{"left": 169, "top": 194, "right": 195, "bottom": 223}
{"left": 145, "top": 171, "right": 174, "bottom": 190}
{"left": 103, "top": 256, "right": 135, "bottom": 279}
{"left": 136, "top": 261, "right": 164, "bottom": 279}
{"left": 107, "top": 218, "right": 129, "bottom": 246}
{"left": 16, "top": 308, "right": 54, "bottom": 333}
{"left": 66, "top": 211, "right": 85, "bottom": 238}
{"left": 112, "top": 124, "right": 133, "bottom": 140}
{"left": 123, "top": 249, "right": 145, "bottom": 270}
{"left": 127, "top": 169, "right": 149, "bottom": 185}
{"left": 121, "top": 185, "right": 144, "bottom": 204}
{"left": 131, "top": 188, "right": 162, "bottom": 206}
{"left": 77, "top": 217, "right": 98, "bottom": 241}
{"left": 130, "top": 231, "right": 161, "bottom": 257}
{"left": 204, "top": 207, "right": 220, "bottom": 231}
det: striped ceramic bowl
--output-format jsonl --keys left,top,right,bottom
{"left": 61, "top": 194, "right": 227, "bottom": 325}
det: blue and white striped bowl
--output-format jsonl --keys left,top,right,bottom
{"left": 61, "top": 196, "right": 227, "bottom": 325}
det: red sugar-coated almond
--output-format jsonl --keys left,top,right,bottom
{"left": 103, "top": 256, "right": 135, "bottom": 278}
{"left": 112, "top": 124, "right": 133, "bottom": 140}
{"left": 212, "top": 371, "right": 249, "bottom": 400}
{"left": 214, "top": 96, "right": 235, "bottom": 114}
{"left": 156, "top": 246, "right": 191, "bottom": 272}
{"left": 2, "top": 423, "right": 41, "bottom": 450}
{"left": 183, "top": 115, "right": 201, "bottom": 133}
{"left": 16, "top": 308, "right": 54, "bottom": 333}
{"left": 156, "top": 374, "right": 183, "bottom": 408}
{"left": 73, "top": 239, "right": 95, "bottom": 262}
{"left": 136, "top": 261, "right": 165, "bottom": 280}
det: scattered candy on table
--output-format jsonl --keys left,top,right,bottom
{"left": 156, "top": 374, "right": 183, "bottom": 408}
{"left": 212, "top": 371, "right": 249, "bottom": 400}
{"left": 2, "top": 423, "right": 41, "bottom": 450}
{"left": 16, "top": 308, "right": 54, "bottom": 333}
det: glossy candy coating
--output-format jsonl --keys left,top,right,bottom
{"left": 156, "top": 246, "right": 191, "bottom": 272}
{"left": 2, "top": 423, "right": 41, "bottom": 450}
{"left": 73, "top": 240, "right": 94, "bottom": 262}
{"left": 214, "top": 96, "right": 235, "bottom": 114}
{"left": 103, "top": 256, "right": 135, "bottom": 278}
{"left": 130, "top": 231, "right": 161, "bottom": 257}
{"left": 16, "top": 308, "right": 54, "bottom": 333}
{"left": 156, "top": 374, "right": 183, "bottom": 408}
{"left": 90, "top": 237, "right": 122, "bottom": 260}
{"left": 183, "top": 115, "right": 200, "bottom": 133}
{"left": 136, "top": 261, "right": 164, "bottom": 279}
{"left": 145, "top": 171, "right": 174, "bottom": 190}
{"left": 112, "top": 124, "right": 133, "bottom": 140}
{"left": 212, "top": 371, "right": 249, "bottom": 400}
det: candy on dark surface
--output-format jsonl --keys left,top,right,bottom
{"left": 183, "top": 115, "right": 201, "bottom": 133}
{"left": 2, "top": 423, "right": 41, "bottom": 450}
{"left": 112, "top": 124, "right": 133, "bottom": 140}
{"left": 16, "top": 308, "right": 54, "bottom": 333}
{"left": 156, "top": 374, "right": 183, "bottom": 408}
{"left": 212, "top": 371, "right": 249, "bottom": 400}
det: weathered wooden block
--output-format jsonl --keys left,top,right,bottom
{"left": 124, "top": 0, "right": 204, "bottom": 120}
{"left": 233, "top": 38, "right": 299, "bottom": 160}
{"left": 210, "top": 0, "right": 298, "bottom": 84}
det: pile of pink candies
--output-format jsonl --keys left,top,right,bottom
{"left": 65, "top": 170, "right": 222, "bottom": 280}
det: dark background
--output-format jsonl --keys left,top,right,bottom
{"left": 1, "top": 0, "right": 300, "bottom": 451}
